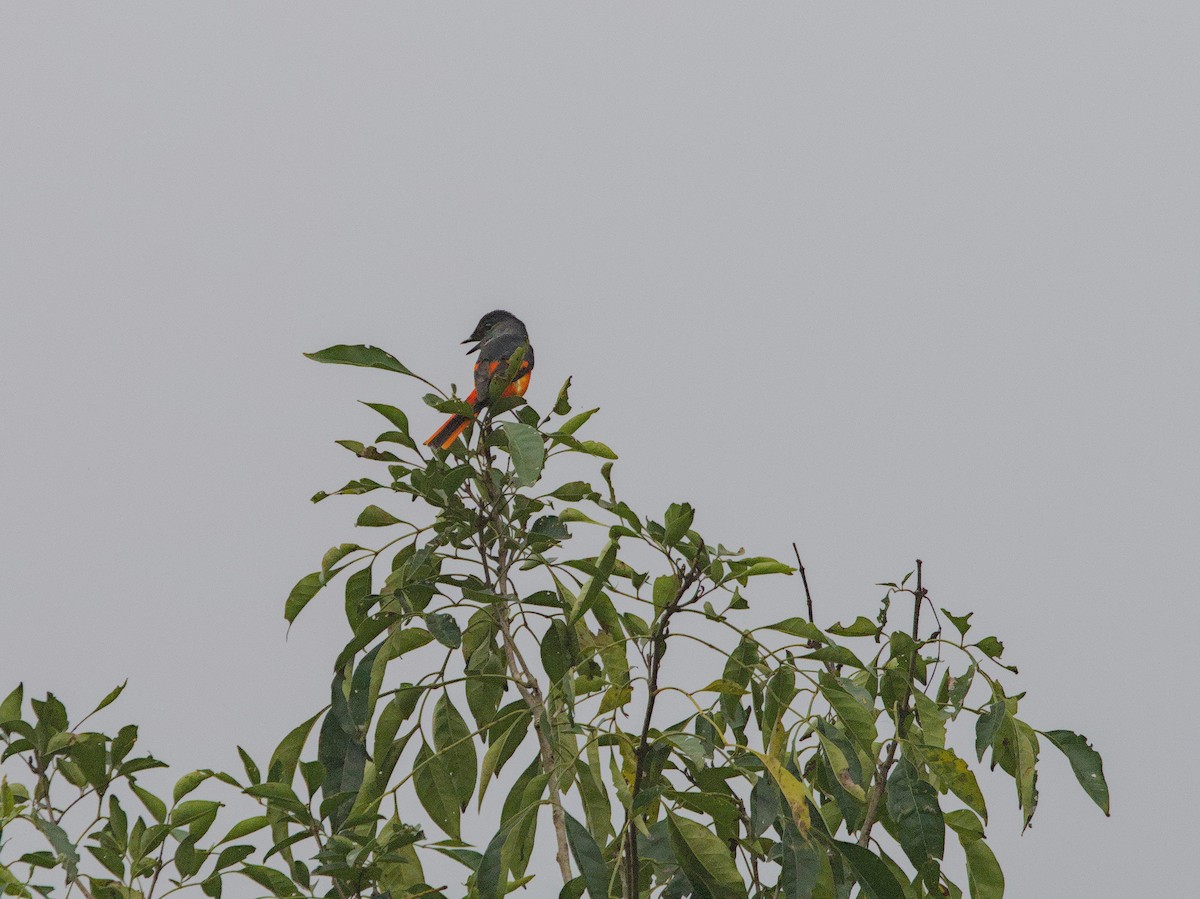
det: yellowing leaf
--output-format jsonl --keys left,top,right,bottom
{"left": 751, "top": 750, "right": 811, "bottom": 837}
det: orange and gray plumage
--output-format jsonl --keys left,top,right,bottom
{"left": 424, "top": 310, "right": 535, "bottom": 450}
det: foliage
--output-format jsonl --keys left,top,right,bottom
{"left": 0, "top": 346, "right": 1109, "bottom": 899}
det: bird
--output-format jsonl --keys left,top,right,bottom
{"left": 424, "top": 310, "right": 535, "bottom": 450}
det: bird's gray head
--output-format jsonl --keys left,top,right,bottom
{"left": 463, "top": 310, "right": 525, "bottom": 350}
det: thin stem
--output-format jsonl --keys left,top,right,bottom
{"left": 471, "top": 418, "right": 574, "bottom": 885}
{"left": 623, "top": 555, "right": 703, "bottom": 898}
{"left": 792, "top": 543, "right": 816, "bottom": 625}
{"left": 858, "top": 560, "right": 926, "bottom": 848}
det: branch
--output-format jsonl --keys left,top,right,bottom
{"left": 623, "top": 556, "right": 704, "bottom": 898}
{"left": 793, "top": 543, "right": 816, "bottom": 625}
{"left": 493, "top": 601, "right": 574, "bottom": 884}
{"left": 472, "top": 423, "right": 573, "bottom": 885}
{"left": 858, "top": 560, "right": 925, "bottom": 848}
{"left": 793, "top": 544, "right": 836, "bottom": 676}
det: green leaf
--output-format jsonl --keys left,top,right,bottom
{"left": 1006, "top": 721, "right": 1040, "bottom": 830}
{"left": 763, "top": 617, "right": 826, "bottom": 643}
{"left": 569, "top": 539, "right": 618, "bottom": 624}
{"left": 356, "top": 504, "right": 402, "bottom": 527}
{"left": 664, "top": 733, "right": 706, "bottom": 769}
{"left": 239, "top": 864, "right": 298, "bottom": 898}
{"left": 385, "top": 627, "right": 436, "bottom": 659}
{"left": 750, "top": 751, "right": 811, "bottom": 837}
{"left": 742, "top": 559, "right": 793, "bottom": 577}
{"left": 235, "top": 746, "right": 261, "bottom": 787}
{"left": 171, "top": 799, "right": 221, "bottom": 838}
{"left": 87, "top": 681, "right": 127, "bottom": 717}
{"left": 827, "top": 616, "right": 879, "bottom": 638}
{"left": 540, "top": 620, "right": 576, "bottom": 684}
{"left": 474, "top": 823, "right": 510, "bottom": 899}
{"left": 749, "top": 775, "right": 779, "bottom": 838}
{"left": 173, "top": 770, "right": 213, "bottom": 803}
{"left": 0, "top": 683, "right": 22, "bottom": 723}
{"left": 763, "top": 664, "right": 797, "bottom": 740}
{"left": 941, "top": 608, "right": 973, "bottom": 638}
{"left": 819, "top": 682, "right": 878, "bottom": 752}
{"left": 962, "top": 836, "right": 1004, "bottom": 899}
{"left": 284, "top": 572, "right": 323, "bottom": 624}
{"left": 268, "top": 712, "right": 322, "bottom": 784}
{"left": 131, "top": 783, "right": 167, "bottom": 823}
{"left": 947, "top": 811, "right": 1004, "bottom": 898}
{"left": 558, "top": 507, "right": 600, "bottom": 525}
{"left": 321, "top": 544, "right": 363, "bottom": 576}
{"left": 374, "top": 687, "right": 421, "bottom": 774}
{"left": 361, "top": 402, "right": 416, "bottom": 448}
{"left": 564, "top": 812, "right": 612, "bottom": 899}
{"left": 477, "top": 718, "right": 518, "bottom": 809}
{"left": 816, "top": 729, "right": 865, "bottom": 802}
{"left": 219, "top": 815, "right": 270, "bottom": 844}
{"left": 598, "top": 685, "right": 632, "bottom": 714}
{"left": 414, "top": 742, "right": 460, "bottom": 840}
{"left": 921, "top": 747, "right": 988, "bottom": 823}
{"left": 947, "top": 664, "right": 976, "bottom": 714}
{"left": 318, "top": 671, "right": 365, "bottom": 827}
{"left": 944, "top": 808, "right": 985, "bottom": 843}
{"left": 433, "top": 694, "right": 477, "bottom": 810}
{"left": 549, "top": 481, "right": 597, "bottom": 502}
{"left": 975, "top": 702, "right": 1006, "bottom": 762}
{"left": 559, "top": 877, "right": 587, "bottom": 899}
{"left": 662, "top": 502, "right": 694, "bottom": 548}
{"left": 801, "top": 645, "right": 865, "bottom": 669}
{"left": 576, "top": 440, "right": 618, "bottom": 460}
{"left": 425, "top": 612, "right": 462, "bottom": 649}
{"left": 913, "top": 690, "right": 948, "bottom": 749}
{"left": 698, "top": 679, "right": 748, "bottom": 695}
{"left": 557, "top": 407, "right": 598, "bottom": 437}
{"left": 718, "top": 635, "right": 757, "bottom": 730}
{"left": 833, "top": 840, "right": 904, "bottom": 899}
{"left": 243, "top": 782, "right": 304, "bottom": 806}
{"left": 502, "top": 422, "right": 545, "bottom": 487}
{"left": 552, "top": 376, "right": 573, "bottom": 415}
{"left": 777, "top": 823, "right": 821, "bottom": 897}
{"left": 213, "top": 844, "right": 255, "bottom": 871}
{"left": 32, "top": 817, "right": 80, "bottom": 882}
{"left": 1042, "top": 730, "right": 1109, "bottom": 816}
{"left": 652, "top": 574, "right": 679, "bottom": 620}
{"left": 974, "top": 636, "right": 1004, "bottom": 659}
{"left": 887, "top": 758, "right": 944, "bottom": 874}
{"left": 666, "top": 811, "right": 748, "bottom": 899}
{"left": 529, "top": 515, "right": 571, "bottom": 545}
{"left": 305, "top": 344, "right": 416, "bottom": 377}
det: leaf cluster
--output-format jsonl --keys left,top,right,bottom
{"left": 0, "top": 345, "right": 1109, "bottom": 899}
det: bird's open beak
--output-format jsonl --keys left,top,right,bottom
{"left": 462, "top": 339, "right": 480, "bottom": 354}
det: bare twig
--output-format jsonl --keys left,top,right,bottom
{"left": 792, "top": 543, "right": 816, "bottom": 625}
{"left": 793, "top": 544, "right": 837, "bottom": 676}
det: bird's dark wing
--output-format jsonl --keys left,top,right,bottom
{"left": 473, "top": 330, "right": 533, "bottom": 407}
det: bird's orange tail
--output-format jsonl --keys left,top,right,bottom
{"left": 424, "top": 388, "right": 479, "bottom": 450}
{"left": 424, "top": 414, "right": 473, "bottom": 450}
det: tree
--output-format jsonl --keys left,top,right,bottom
{"left": 0, "top": 344, "right": 1109, "bottom": 899}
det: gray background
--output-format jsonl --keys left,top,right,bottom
{"left": 2, "top": 4, "right": 1196, "bottom": 896}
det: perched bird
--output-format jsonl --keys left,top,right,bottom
{"left": 424, "top": 310, "right": 535, "bottom": 450}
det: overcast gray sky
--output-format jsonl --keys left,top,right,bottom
{"left": 2, "top": 4, "right": 1196, "bottom": 896}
